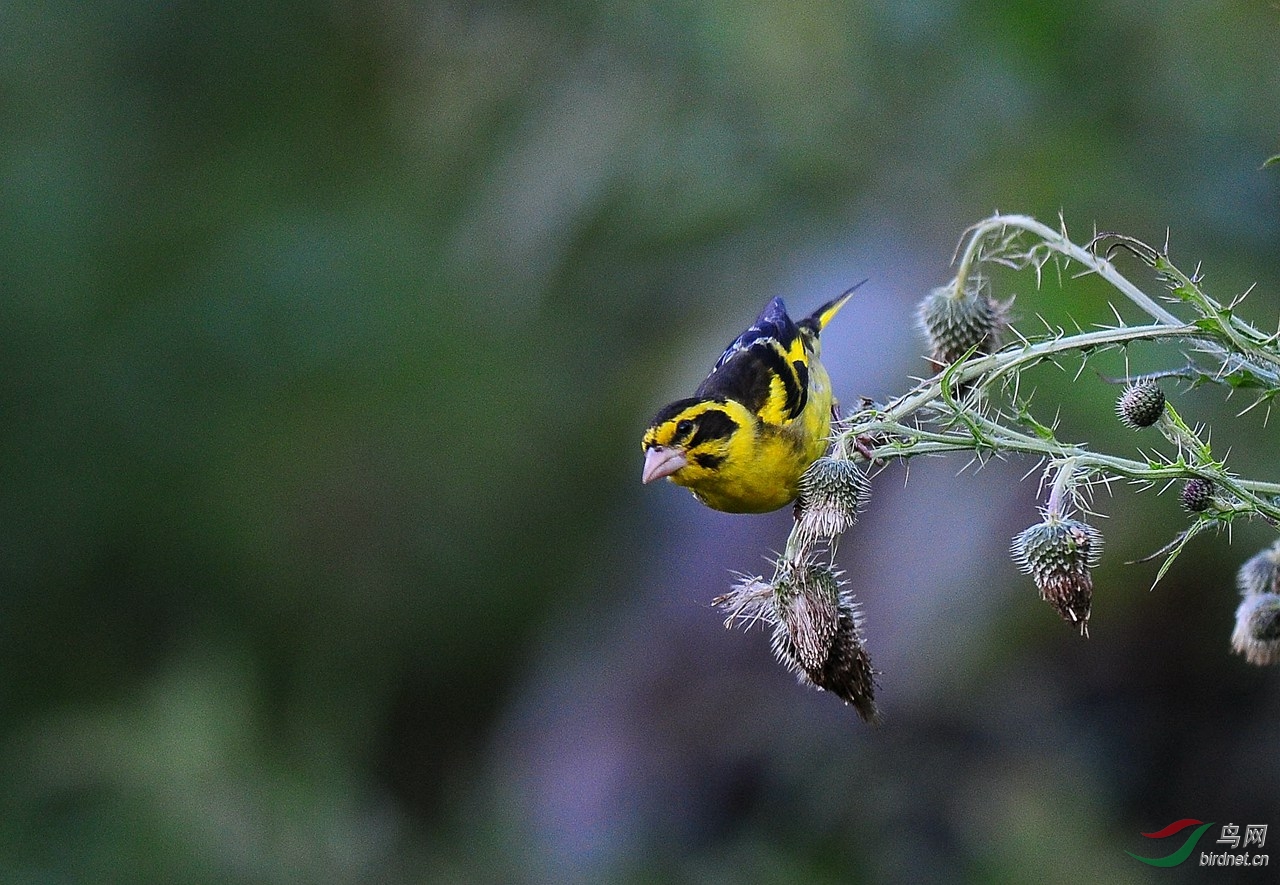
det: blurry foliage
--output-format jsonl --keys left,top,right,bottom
{"left": 1, "top": 0, "right": 1279, "bottom": 881}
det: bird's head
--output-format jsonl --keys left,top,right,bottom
{"left": 641, "top": 397, "right": 742, "bottom": 487}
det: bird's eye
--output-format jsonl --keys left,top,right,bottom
{"left": 676, "top": 419, "right": 694, "bottom": 437}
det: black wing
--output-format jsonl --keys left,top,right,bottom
{"left": 696, "top": 297, "right": 810, "bottom": 424}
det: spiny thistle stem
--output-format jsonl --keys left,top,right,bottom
{"left": 851, "top": 413, "right": 1280, "bottom": 508}
{"left": 954, "top": 215, "right": 1280, "bottom": 385}
{"left": 1046, "top": 458, "right": 1078, "bottom": 518}
{"left": 875, "top": 322, "right": 1203, "bottom": 428}
{"left": 953, "top": 214, "right": 1185, "bottom": 329}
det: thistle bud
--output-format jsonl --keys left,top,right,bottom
{"left": 1230, "top": 592, "right": 1280, "bottom": 666}
{"left": 769, "top": 564, "right": 879, "bottom": 722}
{"left": 1236, "top": 542, "right": 1280, "bottom": 597}
{"left": 796, "top": 456, "right": 870, "bottom": 544}
{"left": 1011, "top": 516, "right": 1104, "bottom": 635}
{"left": 1179, "top": 478, "right": 1214, "bottom": 513}
{"left": 917, "top": 276, "right": 1006, "bottom": 366}
{"left": 1116, "top": 381, "right": 1165, "bottom": 429}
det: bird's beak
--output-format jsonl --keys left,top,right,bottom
{"left": 642, "top": 446, "right": 688, "bottom": 484}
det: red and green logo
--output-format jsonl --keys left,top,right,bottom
{"left": 1127, "top": 819, "right": 1215, "bottom": 867}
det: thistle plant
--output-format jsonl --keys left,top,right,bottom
{"left": 719, "top": 213, "right": 1280, "bottom": 717}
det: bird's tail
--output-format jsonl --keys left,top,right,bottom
{"left": 806, "top": 279, "right": 867, "bottom": 332}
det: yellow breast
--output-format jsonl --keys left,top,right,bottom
{"left": 673, "top": 364, "right": 836, "bottom": 513}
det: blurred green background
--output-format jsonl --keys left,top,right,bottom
{"left": 3, "top": 1, "right": 1279, "bottom": 882}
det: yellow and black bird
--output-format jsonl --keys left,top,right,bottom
{"left": 641, "top": 285, "right": 860, "bottom": 513}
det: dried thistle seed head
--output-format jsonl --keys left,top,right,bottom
{"left": 774, "top": 564, "right": 840, "bottom": 671}
{"left": 713, "top": 573, "right": 777, "bottom": 629}
{"left": 1011, "top": 516, "right": 1103, "bottom": 635}
{"left": 1180, "top": 478, "right": 1214, "bottom": 512}
{"left": 1116, "top": 381, "right": 1165, "bottom": 429}
{"left": 1230, "top": 592, "right": 1280, "bottom": 666}
{"left": 1237, "top": 541, "right": 1280, "bottom": 597}
{"left": 769, "top": 566, "right": 878, "bottom": 722}
{"left": 812, "top": 602, "right": 879, "bottom": 722}
{"left": 917, "top": 276, "right": 1005, "bottom": 365}
{"left": 796, "top": 457, "right": 870, "bottom": 543}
